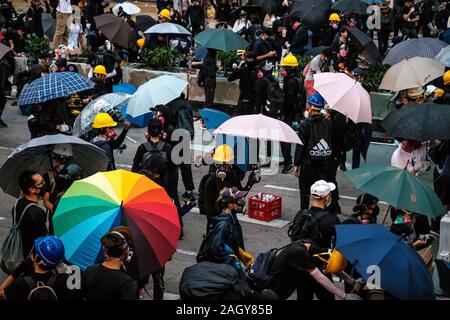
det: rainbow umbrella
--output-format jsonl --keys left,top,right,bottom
{"left": 53, "top": 170, "right": 180, "bottom": 276}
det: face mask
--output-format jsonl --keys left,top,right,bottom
{"left": 303, "top": 110, "right": 310, "bottom": 119}
{"left": 339, "top": 49, "right": 348, "bottom": 57}
{"left": 372, "top": 206, "right": 380, "bottom": 216}
{"left": 280, "top": 69, "right": 288, "bottom": 77}
{"left": 215, "top": 164, "right": 230, "bottom": 180}
{"left": 107, "top": 130, "right": 117, "bottom": 140}
{"left": 332, "top": 23, "right": 338, "bottom": 29}
{"left": 35, "top": 184, "right": 46, "bottom": 197}
{"left": 257, "top": 71, "right": 264, "bottom": 78}
{"left": 361, "top": 219, "right": 370, "bottom": 224}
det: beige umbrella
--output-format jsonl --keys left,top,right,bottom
{"left": 379, "top": 57, "right": 444, "bottom": 92}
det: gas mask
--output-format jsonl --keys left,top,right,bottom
{"left": 280, "top": 69, "right": 288, "bottom": 77}
{"left": 339, "top": 49, "right": 348, "bottom": 58}
{"left": 332, "top": 23, "right": 338, "bottom": 29}
{"left": 231, "top": 198, "right": 245, "bottom": 214}
{"left": 303, "top": 110, "right": 310, "bottom": 119}
{"left": 257, "top": 71, "right": 264, "bottom": 78}
{"left": 35, "top": 183, "right": 47, "bottom": 197}
{"left": 215, "top": 164, "right": 231, "bottom": 180}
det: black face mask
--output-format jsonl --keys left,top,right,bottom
{"left": 215, "top": 164, "right": 231, "bottom": 180}
{"left": 372, "top": 206, "right": 380, "bottom": 217}
{"left": 35, "top": 184, "right": 46, "bottom": 197}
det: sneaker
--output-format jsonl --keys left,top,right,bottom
{"left": 182, "top": 191, "right": 198, "bottom": 201}
{"left": 282, "top": 163, "right": 293, "bottom": 174}
{"left": 338, "top": 164, "right": 347, "bottom": 172}
{"left": 279, "top": 160, "right": 291, "bottom": 166}
{"left": 0, "top": 119, "right": 7, "bottom": 128}
{"left": 11, "top": 101, "right": 17, "bottom": 106}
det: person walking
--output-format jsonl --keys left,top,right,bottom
{"left": 53, "top": 0, "right": 72, "bottom": 48}
{"left": 198, "top": 48, "right": 217, "bottom": 107}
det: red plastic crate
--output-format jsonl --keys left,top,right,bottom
{"left": 248, "top": 193, "right": 282, "bottom": 222}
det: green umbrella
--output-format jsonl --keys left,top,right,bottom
{"left": 195, "top": 28, "right": 249, "bottom": 52}
{"left": 345, "top": 165, "right": 445, "bottom": 218}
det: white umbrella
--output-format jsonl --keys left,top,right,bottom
{"left": 379, "top": 57, "right": 445, "bottom": 92}
{"left": 125, "top": 75, "right": 188, "bottom": 117}
{"left": 213, "top": 114, "right": 303, "bottom": 145}
{"left": 144, "top": 22, "right": 191, "bottom": 36}
{"left": 313, "top": 72, "right": 372, "bottom": 124}
{"left": 435, "top": 46, "right": 450, "bottom": 67}
{"left": 112, "top": 2, "right": 141, "bottom": 15}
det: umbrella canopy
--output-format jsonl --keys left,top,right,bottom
{"left": 195, "top": 28, "right": 249, "bottom": 51}
{"left": 200, "top": 108, "right": 249, "bottom": 172}
{"left": 124, "top": 75, "right": 188, "bottom": 118}
{"left": 336, "top": 224, "right": 435, "bottom": 300}
{"left": 136, "top": 15, "right": 157, "bottom": 32}
{"left": 345, "top": 26, "right": 380, "bottom": 66}
{"left": 381, "top": 103, "right": 450, "bottom": 141}
{"left": 379, "top": 57, "right": 444, "bottom": 92}
{"left": 18, "top": 72, "right": 93, "bottom": 106}
{"left": 113, "top": 84, "right": 152, "bottom": 127}
{"left": 53, "top": 170, "right": 180, "bottom": 276}
{"left": 305, "top": 46, "right": 328, "bottom": 57}
{"left": 383, "top": 37, "right": 447, "bottom": 65}
{"left": 0, "top": 42, "right": 11, "bottom": 60}
{"left": 144, "top": 22, "right": 191, "bottom": 36}
{"left": 112, "top": 2, "right": 141, "bottom": 15}
{"left": 94, "top": 14, "right": 136, "bottom": 48}
{"left": 290, "top": 0, "right": 332, "bottom": 33}
{"left": 345, "top": 165, "right": 446, "bottom": 217}
{"left": 332, "top": 0, "right": 368, "bottom": 15}
{"left": 73, "top": 93, "right": 131, "bottom": 137}
{"left": 0, "top": 134, "right": 109, "bottom": 198}
{"left": 214, "top": 113, "right": 303, "bottom": 145}
{"left": 227, "top": 5, "right": 267, "bottom": 25}
{"left": 313, "top": 72, "right": 372, "bottom": 123}
{"left": 42, "top": 13, "right": 56, "bottom": 40}
{"left": 257, "top": 0, "right": 280, "bottom": 14}
{"left": 435, "top": 45, "right": 450, "bottom": 67}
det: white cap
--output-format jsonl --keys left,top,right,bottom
{"left": 425, "top": 85, "right": 437, "bottom": 95}
{"left": 53, "top": 144, "right": 73, "bottom": 157}
{"left": 310, "top": 180, "right": 336, "bottom": 198}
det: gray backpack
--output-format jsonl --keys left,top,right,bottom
{"left": 1, "top": 200, "right": 38, "bottom": 274}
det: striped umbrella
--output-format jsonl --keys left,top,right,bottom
{"left": 53, "top": 170, "right": 180, "bottom": 276}
{"left": 383, "top": 38, "right": 447, "bottom": 65}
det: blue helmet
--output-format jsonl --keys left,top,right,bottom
{"left": 307, "top": 93, "right": 325, "bottom": 109}
{"left": 34, "top": 236, "right": 65, "bottom": 267}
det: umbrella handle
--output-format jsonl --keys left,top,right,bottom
{"left": 381, "top": 206, "right": 391, "bottom": 225}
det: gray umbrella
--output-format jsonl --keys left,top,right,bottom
{"left": 42, "top": 13, "right": 56, "bottom": 40}
{"left": 0, "top": 134, "right": 109, "bottom": 198}
{"left": 383, "top": 37, "right": 447, "bottom": 65}
{"left": 0, "top": 42, "right": 12, "bottom": 59}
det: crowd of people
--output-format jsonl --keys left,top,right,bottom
{"left": 0, "top": 0, "right": 448, "bottom": 301}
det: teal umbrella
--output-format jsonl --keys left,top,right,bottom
{"left": 345, "top": 165, "right": 445, "bottom": 218}
{"left": 195, "top": 29, "right": 249, "bottom": 52}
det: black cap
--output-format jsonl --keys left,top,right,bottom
{"left": 147, "top": 118, "right": 163, "bottom": 135}
{"left": 55, "top": 57, "right": 67, "bottom": 68}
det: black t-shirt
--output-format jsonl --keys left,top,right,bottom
{"left": 267, "top": 242, "right": 316, "bottom": 299}
{"left": 81, "top": 264, "right": 138, "bottom": 300}
{"left": 309, "top": 206, "right": 341, "bottom": 249}
{"left": 14, "top": 198, "right": 48, "bottom": 258}
{"left": 4, "top": 272, "right": 80, "bottom": 300}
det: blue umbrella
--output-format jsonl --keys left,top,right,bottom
{"left": 336, "top": 224, "right": 435, "bottom": 300}
{"left": 113, "top": 83, "right": 153, "bottom": 127}
{"left": 18, "top": 72, "right": 93, "bottom": 106}
{"left": 200, "top": 108, "right": 249, "bottom": 172}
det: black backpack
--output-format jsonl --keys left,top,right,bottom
{"left": 247, "top": 248, "right": 278, "bottom": 291}
{"left": 264, "top": 78, "right": 284, "bottom": 118}
{"left": 24, "top": 274, "right": 58, "bottom": 300}
{"left": 140, "top": 141, "right": 167, "bottom": 175}
{"left": 306, "top": 119, "right": 334, "bottom": 160}
{"left": 287, "top": 209, "right": 328, "bottom": 243}
{"left": 197, "top": 173, "right": 212, "bottom": 216}
{"left": 173, "top": 102, "right": 194, "bottom": 139}
{"left": 196, "top": 228, "right": 218, "bottom": 263}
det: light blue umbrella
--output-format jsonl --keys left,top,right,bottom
{"left": 436, "top": 45, "right": 450, "bottom": 67}
{"left": 18, "top": 72, "right": 94, "bottom": 106}
{"left": 144, "top": 22, "right": 191, "bottom": 36}
{"left": 124, "top": 75, "right": 188, "bottom": 118}
{"left": 73, "top": 93, "right": 131, "bottom": 137}
{"left": 114, "top": 83, "right": 153, "bottom": 127}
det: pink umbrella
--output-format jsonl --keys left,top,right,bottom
{"left": 313, "top": 72, "right": 372, "bottom": 123}
{"left": 213, "top": 114, "right": 303, "bottom": 145}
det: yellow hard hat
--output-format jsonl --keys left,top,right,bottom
{"left": 236, "top": 50, "right": 246, "bottom": 55}
{"left": 93, "top": 113, "right": 117, "bottom": 129}
{"left": 159, "top": 9, "right": 172, "bottom": 20}
{"left": 444, "top": 70, "right": 450, "bottom": 85}
{"left": 137, "top": 38, "right": 145, "bottom": 49}
{"left": 212, "top": 144, "right": 234, "bottom": 163}
{"left": 314, "top": 249, "right": 347, "bottom": 274}
{"left": 93, "top": 65, "right": 107, "bottom": 76}
{"left": 280, "top": 54, "right": 299, "bottom": 67}
{"left": 329, "top": 13, "right": 341, "bottom": 22}
{"left": 436, "top": 88, "right": 445, "bottom": 98}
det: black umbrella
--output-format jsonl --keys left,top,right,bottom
{"left": 305, "top": 46, "right": 328, "bottom": 57}
{"left": 226, "top": 5, "right": 267, "bottom": 26}
{"left": 42, "top": 12, "right": 56, "bottom": 40}
{"left": 381, "top": 103, "right": 450, "bottom": 141}
{"left": 332, "top": 0, "right": 368, "bottom": 15}
{"left": 345, "top": 26, "right": 379, "bottom": 66}
{"left": 0, "top": 42, "right": 11, "bottom": 60}
{"left": 257, "top": 0, "right": 280, "bottom": 14}
{"left": 136, "top": 15, "right": 156, "bottom": 32}
{"left": 290, "top": 0, "right": 332, "bottom": 33}
{"left": 94, "top": 14, "right": 136, "bottom": 48}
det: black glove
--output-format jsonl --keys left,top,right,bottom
{"left": 246, "top": 171, "right": 260, "bottom": 187}
{"left": 11, "top": 259, "right": 34, "bottom": 279}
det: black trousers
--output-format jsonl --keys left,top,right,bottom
{"left": 297, "top": 273, "right": 335, "bottom": 301}
{"left": 378, "top": 30, "right": 391, "bottom": 58}
{"left": 152, "top": 267, "right": 165, "bottom": 300}
{"left": 179, "top": 163, "right": 195, "bottom": 192}
{"left": 298, "top": 162, "right": 340, "bottom": 212}
{"left": 204, "top": 86, "right": 216, "bottom": 107}
{"left": 339, "top": 147, "right": 361, "bottom": 170}
{"left": 0, "top": 89, "right": 6, "bottom": 119}
{"left": 280, "top": 114, "right": 295, "bottom": 163}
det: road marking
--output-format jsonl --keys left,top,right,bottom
{"left": 190, "top": 207, "right": 290, "bottom": 228}
{"left": 141, "top": 291, "right": 180, "bottom": 300}
{"left": 0, "top": 217, "right": 5, "bottom": 221}
{"left": 176, "top": 249, "right": 197, "bottom": 256}
{"left": 264, "top": 185, "right": 389, "bottom": 205}
{"left": 0, "top": 146, "right": 14, "bottom": 151}
{"left": 116, "top": 163, "right": 132, "bottom": 169}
